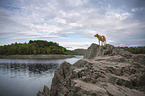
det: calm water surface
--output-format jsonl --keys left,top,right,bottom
{"left": 0, "top": 56, "right": 83, "bottom": 96}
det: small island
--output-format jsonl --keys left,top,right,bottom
{"left": 0, "top": 40, "right": 77, "bottom": 59}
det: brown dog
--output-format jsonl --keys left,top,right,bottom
{"left": 94, "top": 34, "right": 106, "bottom": 46}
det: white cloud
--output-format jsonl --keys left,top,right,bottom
{"left": 106, "top": 11, "right": 131, "bottom": 20}
{"left": 59, "top": 42, "right": 92, "bottom": 50}
{"left": 0, "top": 0, "right": 145, "bottom": 47}
{"left": 67, "top": 0, "right": 89, "bottom": 6}
{"left": 59, "top": 10, "right": 80, "bottom": 19}
{"left": 69, "top": 23, "right": 83, "bottom": 27}
{"left": 54, "top": 18, "right": 66, "bottom": 24}
{"left": 23, "top": 23, "right": 62, "bottom": 34}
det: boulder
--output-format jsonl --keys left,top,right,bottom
{"left": 84, "top": 43, "right": 133, "bottom": 59}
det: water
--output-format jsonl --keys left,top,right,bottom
{"left": 0, "top": 56, "right": 83, "bottom": 96}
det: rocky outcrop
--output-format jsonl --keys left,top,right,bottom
{"left": 84, "top": 43, "right": 132, "bottom": 59}
{"left": 38, "top": 44, "right": 145, "bottom": 96}
{"left": 37, "top": 85, "right": 50, "bottom": 96}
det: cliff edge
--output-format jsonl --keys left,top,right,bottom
{"left": 38, "top": 44, "right": 145, "bottom": 96}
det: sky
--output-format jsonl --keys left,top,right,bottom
{"left": 0, "top": 0, "right": 145, "bottom": 50}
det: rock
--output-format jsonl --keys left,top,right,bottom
{"left": 43, "top": 85, "right": 49, "bottom": 96}
{"left": 37, "top": 85, "right": 50, "bottom": 96}
{"left": 37, "top": 91, "right": 44, "bottom": 96}
{"left": 84, "top": 43, "right": 133, "bottom": 59}
{"left": 38, "top": 43, "right": 145, "bottom": 96}
{"left": 84, "top": 44, "right": 115, "bottom": 59}
{"left": 50, "top": 61, "right": 73, "bottom": 96}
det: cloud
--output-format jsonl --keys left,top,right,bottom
{"left": 54, "top": 18, "right": 67, "bottom": 24}
{"left": 59, "top": 42, "right": 92, "bottom": 50}
{"left": 0, "top": 0, "right": 145, "bottom": 49}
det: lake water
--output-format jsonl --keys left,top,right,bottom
{"left": 0, "top": 56, "right": 83, "bottom": 96}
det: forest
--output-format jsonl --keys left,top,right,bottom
{"left": 117, "top": 46, "right": 145, "bottom": 54}
{"left": 0, "top": 40, "right": 145, "bottom": 55}
{"left": 0, "top": 40, "right": 69, "bottom": 55}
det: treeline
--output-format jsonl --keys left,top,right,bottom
{"left": 117, "top": 46, "right": 145, "bottom": 54}
{"left": 0, "top": 40, "right": 69, "bottom": 55}
{"left": 70, "top": 49, "right": 86, "bottom": 55}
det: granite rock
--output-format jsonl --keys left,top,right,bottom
{"left": 38, "top": 44, "right": 145, "bottom": 96}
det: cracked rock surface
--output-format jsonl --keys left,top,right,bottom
{"left": 38, "top": 44, "right": 145, "bottom": 96}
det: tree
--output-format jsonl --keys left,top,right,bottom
{"left": 0, "top": 40, "right": 72, "bottom": 55}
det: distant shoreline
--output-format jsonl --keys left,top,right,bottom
{"left": 0, "top": 55, "right": 75, "bottom": 59}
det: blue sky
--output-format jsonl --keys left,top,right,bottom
{"left": 0, "top": 0, "right": 145, "bottom": 50}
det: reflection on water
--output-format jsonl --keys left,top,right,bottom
{"left": 0, "top": 56, "right": 83, "bottom": 96}
{"left": 0, "top": 63, "right": 59, "bottom": 77}
{"left": 0, "top": 63, "right": 58, "bottom": 74}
